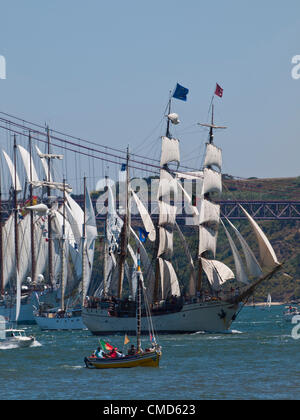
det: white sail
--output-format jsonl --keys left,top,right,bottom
{"left": 131, "top": 190, "right": 156, "bottom": 242}
{"left": 175, "top": 222, "right": 196, "bottom": 296}
{"left": 221, "top": 220, "right": 249, "bottom": 285}
{"left": 18, "top": 214, "right": 32, "bottom": 285}
{"left": 2, "top": 150, "right": 22, "bottom": 192}
{"left": 158, "top": 201, "right": 177, "bottom": 227}
{"left": 160, "top": 137, "right": 180, "bottom": 167}
{"left": 203, "top": 143, "right": 222, "bottom": 170}
{"left": 157, "top": 227, "right": 173, "bottom": 259}
{"left": 15, "top": 271, "right": 21, "bottom": 322}
{"left": 34, "top": 216, "right": 48, "bottom": 280}
{"left": 2, "top": 215, "right": 15, "bottom": 288}
{"left": 84, "top": 187, "right": 98, "bottom": 296}
{"left": 157, "top": 169, "right": 178, "bottom": 201}
{"left": 17, "top": 145, "right": 39, "bottom": 183}
{"left": 35, "top": 145, "right": 53, "bottom": 183}
{"left": 201, "top": 258, "right": 235, "bottom": 291}
{"left": 203, "top": 168, "right": 222, "bottom": 195}
{"left": 199, "top": 199, "right": 220, "bottom": 226}
{"left": 240, "top": 205, "right": 280, "bottom": 270}
{"left": 225, "top": 217, "right": 263, "bottom": 278}
{"left": 199, "top": 224, "right": 218, "bottom": 257}
{"left": 158, "top": 258, "right": 181, "bottom": 300}
{"left": 130, "top": 226, "right": 155, "bottom": 300}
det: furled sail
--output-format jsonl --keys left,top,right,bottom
{"left": 240, "top": 205, "right": 280, "bottom": 270}
{"left": 2, "top": 215, "right": 15, "bottom": 288}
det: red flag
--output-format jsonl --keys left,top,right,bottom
{"left": 215, "top": 83, "right": 224, "bottom": 98}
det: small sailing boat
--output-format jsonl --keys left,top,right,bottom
{"left": 261, "top": 293, "right": 272, "bottom": 310}
{"left": 84, "top": 249, "right": 162, "bottom": 369}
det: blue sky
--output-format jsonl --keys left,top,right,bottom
{"left": 0, "top": 0, "right": 299, "bottom": 187}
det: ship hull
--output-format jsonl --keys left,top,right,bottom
{"left": 34, "top": 315, "right": 85, "bottom": 330}
{"left": 82, "top": 301, "right": 240, "bottom": 335}
{"left": 0, "top": 302, "right": 35, "bottom": 324}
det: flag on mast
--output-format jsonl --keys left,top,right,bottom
{"left": 215, "top": 83, "right": 224, "bottom": 98}
{"left": 172, "top": 83, "right": 189, "bottom": 101}
{"left": 124, "top": 334, "right": 130, "bottom": 345}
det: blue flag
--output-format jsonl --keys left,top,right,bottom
{"left": 172, "top": 83, "right": 189, "bottom": 102}
{"left": 138, "top": 228, "right": 149, "bottom": 243}
{"left": 121, "top": 163, "right": 127, "bottom": 171}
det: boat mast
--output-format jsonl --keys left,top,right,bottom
{"left": 117, "top": 147, "right": 130, "bottom": 299}
{"left": 82, "top": 176, "right": 87, "bottom": 307}
{"left": 29, "top": 132, "right": 36, "bottom": 284}
{"left": 103, "top": 175, "right": 108, "bottom": 298}
{"left": 136, "top": 248, "right": 142, "bottom": 353}
{"left": 46, "top": 126, "right": 54, "bottom": 288}
{"left": 13, "top": 135, "right": 20, "bottom": 281}
{"left": 0, "top": 164, "right": 3, "bottom": 296}
{"left": 153, "top": 94, "right": 172, "bottom": 302}
{"left": 60, "top": 179, "right": 66, "bottom": 311}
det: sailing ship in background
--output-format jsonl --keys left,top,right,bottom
{"left": 82, "top": 84, "right": 282, "bottom": 334}
{"left": 0, "top": 129, "right": 97, "bottom": 328}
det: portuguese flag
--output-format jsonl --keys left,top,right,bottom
{"left": 99, "top": 339, "right": 114, "bottom": 352}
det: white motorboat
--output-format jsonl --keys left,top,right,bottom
{"left": 0, "top": 328, "right": 34, "bottom": 348}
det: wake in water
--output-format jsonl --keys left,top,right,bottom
{"left": 0, "top": 340, "right": 42, "bottom": 350}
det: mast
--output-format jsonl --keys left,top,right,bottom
{"left": 136, "top": 248, "right": 142, "bottom": 353}
{"left": 103, "top": 175, "right": 108, "bottom": 298}
{"left": 46, "top": 126, "right": 54, "bottom": 288}
{"left": 13, "top": 135, "right": 19, "bottom": 280}
{"left": 60, "top": 179, "right": 66, "bottom": 311}
{"left": 0, "top": 165, "right": 3, "bottom": 296}
{"left": 82, "top": 176, "right": 87, "bottom": 307}
{"left": 117, "top": 147, "right": 130, "bottom": 299}
{"left": 29, "top": 132, "right": 36, "bottom": 284}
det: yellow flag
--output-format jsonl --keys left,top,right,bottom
{"left": 124, "top": 334, "right": 130, "bottom": 345}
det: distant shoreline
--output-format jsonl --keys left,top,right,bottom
{"left": 245, "top": 302, "right": 285, "bottom": 307}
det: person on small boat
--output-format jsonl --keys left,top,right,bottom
{"left": 128, "top": 345, "right": 136, "bottom": 356}
{"left": 94, "top": 347, "right": 106, "bottom": 359}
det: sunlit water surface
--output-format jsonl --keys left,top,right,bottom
{"left": 0, "top": 305, "right": 299, "bottom": 400}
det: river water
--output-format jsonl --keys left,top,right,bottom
{"left": 0, "top": 305, "right": 299, "bottom": 400}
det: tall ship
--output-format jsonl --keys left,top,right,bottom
{"left": 0, "top": 129, "right": 96, "bottom": 325}
{"left": 82, "top": 85, "right": 282, "bottom": 334}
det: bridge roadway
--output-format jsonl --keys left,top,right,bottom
{"left": 95, "top": 200, "right": 300, "bottom": 222}
{"left": 1, "top": 200, "right": 299, "bottom": 222}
